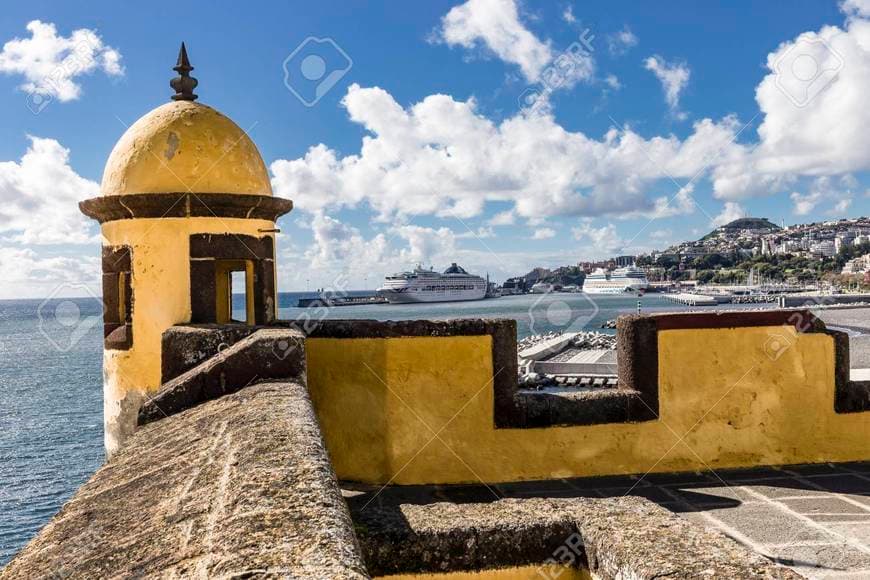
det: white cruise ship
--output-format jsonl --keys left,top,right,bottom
{"left": 377, "top": 263, "right": 487, "bottom": 304}
{"left": 582, "top": 266, "right": 649, "bottom": 294}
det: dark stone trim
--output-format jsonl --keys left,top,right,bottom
{"left": 831, "top": 329, "right": 870, "bottom": 413}
{"left": 189, "top": 233, "right": 274, "bottom": 260}
{"left": 162, "top": 325, "right": 261, "bottom": 383}
{"left": 139, "top": 329, "right": 305, "bottom": 426}
{"left": 616, "top": 316, "right": 659, "bottom": 420}
{"left": 101, "top": 245, "right": 133, "bottom": 350}
{"left": 79, "top": 192, "right": 293, "bottom": 224}
{"left": 189, "top": 261, "right": 218, "bottom": 324}
{"left": 188, "top": 234, "right": 276, "bottom": 325}
{"left": 514, "top": 389, "right": 647, "bottom": 427}
{"left": 651, "top": 308, "right": 826, "bottom": 332}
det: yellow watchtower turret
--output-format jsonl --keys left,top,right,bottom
{"left": 80, "top": 44, "right": 293, "bottom": 457}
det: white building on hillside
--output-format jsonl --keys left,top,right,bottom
{"left": 842, "top": 254, "right": 870, "bottom": 275}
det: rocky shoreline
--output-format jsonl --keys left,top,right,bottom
{"left": 517, "top": 330, "right": 616, "bottom": 352}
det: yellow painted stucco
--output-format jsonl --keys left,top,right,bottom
{"left": 101, "top": 101, "right": 272, "bottom": 196}
{"left": 378, "top": 565, "right": 592, "bottom": 579}
{"left": 101, "top": 217, "right": 275, "bottom": 456}
{"left": 306, "top": 326, "right": 869, "bottom": 484}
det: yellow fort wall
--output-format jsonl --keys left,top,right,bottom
{"left": 306, "top": 326, "right": 869, "bottom": 484}
{"left": 101, "top": 217, "right": 275, "bottom": 456}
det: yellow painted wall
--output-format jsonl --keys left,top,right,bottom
{"left": 306, "top": 326, "right": 869, "bottom": 484}
{"left": 378, "top": 565, "right": 592, "bottom": 579}
{"left": 101, "top": 217, "right": 275, "bottom": 456}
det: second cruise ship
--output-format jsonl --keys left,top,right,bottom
{"left": 582, "top": 266, "right": 649, "bottom": 294}
{"left": 377, "top": 263, "right": 488, "bottom": 303}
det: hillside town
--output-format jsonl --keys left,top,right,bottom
{"left": 508, "top": 217, "right": 870, "bottom": 292}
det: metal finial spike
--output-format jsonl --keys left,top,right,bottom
{"left": 176, "top": 42, "right": 192, "bottom": 71}
{"left": 170, "top": 42, "right": 198, "bottom": 101}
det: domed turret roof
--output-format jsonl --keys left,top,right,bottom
{"left": 100, "top": 44, "right": 272, "bottom": 196}
{"left": 100, "top": 101, "right": 272, "bottom": 196}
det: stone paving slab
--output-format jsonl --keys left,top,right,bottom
{"left": 344, "top": 462, "right": 870, "bottom": 579}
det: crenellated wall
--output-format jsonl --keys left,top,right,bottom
{"left": 153, "top": 311, "right": 869, "bottom": 485}
{"left": 300, "top": 311, "right": 869, "bottom": 484}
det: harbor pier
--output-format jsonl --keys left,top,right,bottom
{"left": 661, "top": 293, "right": 718, "bottom": 306}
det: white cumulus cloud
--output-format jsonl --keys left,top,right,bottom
{"left": 789, "top": 176, "right": 856, "bottom": 216}
{"left": 437, "top": 0, "right": 552, "bottom": 82}
{"left": 607, "top": 26, "right": 638, "bottom": 56}
{"left": 711, "top": 202, "right": 746, "bottom": 227}
{"left": 644, "top": 55, "right": 690, "bottom": 119}
{"left": 0, "top": 136, "right": 99, "bottom": 244}
{"left": 0, "top": 247, "right": 100, "bottom": 299}
{"left": 0, "top": 20, "right": 123, "bottom": 101}
{"left": 712, "top": 12, "right": 870, "bottom": 200}
{"left": 841, "top": 0, "right": 870, "bottom": 18}
{"left": 531, "top": 227, "right": 556, "bottom": 240}
{"left": 571, "top": 222, "right": 628, "bottom": 258}
{"left": 271, "top": 84, "right": 743, "bottom": 223}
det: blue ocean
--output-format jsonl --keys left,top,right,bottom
{"left": 0, "top": 291, "right": 705, "bottom": 565}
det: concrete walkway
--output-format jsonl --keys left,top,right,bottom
{"left": 347, "top": 462, "right": 870, "bottom": 579}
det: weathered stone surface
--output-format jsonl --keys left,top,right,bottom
{"left": 140, "top": 328, "right": 305, "bottom": 425}
{"left": 1, "top": 382, "right": 368, "bottom": 579}
{"left": 352, "top": 497, "right": 804, "bottom": 579}
{"left": 565, "top": 497, "right": 802, "bottom": 579}
{"left": 161, "top": 323, "right": 261, "bottom": 382}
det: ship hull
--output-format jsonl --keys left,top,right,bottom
{"left": 582, "top": 287, "right": 637, "bottom": 295}
{"left": 582, "top": 283, "right": 647, "bottom": 294}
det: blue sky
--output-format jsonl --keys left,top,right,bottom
{"left": 0, "top": 0, "right": 868, "bottom": 295}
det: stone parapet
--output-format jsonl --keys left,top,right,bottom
{"left": 1, "top": 382, "right": 368, "bottom": 579}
